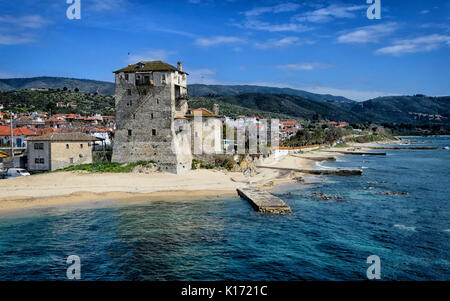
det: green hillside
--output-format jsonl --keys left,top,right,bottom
{"left": 351, "top": 95, "right": 450, "bottom": 124}
{"left": 0, "top": 77, "right": 115, "bottom": 95}
{"left": 188, "top": 84, "right": 356, "bottom": 107}
{"left": 213, "top": 93, "right": 365, "bottom": 123}
{"left": 0, "top": 89, "right": 115, "bottom": 115}
{"left": 189, "top": 97, "right": 299, "bottom": 120}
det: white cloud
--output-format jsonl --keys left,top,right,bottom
{"left": 0, "top": 15, "right": 49, "bottom": 28}
{"left": 420, "top": 10, "right": 430, "bottom": 14}
{"left": 243, "top": 3, "right": 302, "bottom": 17}
{"left": 230, "top": 81, "right": 394, "bottom": 101}
{"left": 337, "top": 22, "right": 398, "bottom": 44}
{"left": 376, "top": 34, "right": 450, "bottom": 55}
{"left": 300, "top": 85, "right": 393, "bottom": 101}
{"left": 0, "top": 33, "right": 34, "bottom": 45}
{"left": 255, "top": 37, "right": 310, "bottom": 49}
{"left": 126, "top": 49, "right": 175, "bottom": 64}
{"left": 186, "top": 68, "right": 219, "bottom": 84}
{"left": 276, "top": 62, "right": 332, "bottom": 71}
{"left": 294, "top": 4, "right": 366, "bottom": 23}
{"left": 89, "top": 0, "right": 128, "bottom": 11}
{"left": 237, "top": 19, "right": 311, "bottom": 32}
{"left": 195, "top": 36, "right": 243, "bottom": 47}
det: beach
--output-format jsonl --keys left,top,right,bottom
{"left": 0, "top": 143, "right": 392, "bottom": 212}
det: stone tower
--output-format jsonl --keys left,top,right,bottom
{"left": 112, "top": 60, "right": 192, "bottom": 174}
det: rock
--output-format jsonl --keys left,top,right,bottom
{"left": 132, "top": 163, "right": 159, "bottom": 174}
{"left": 293, "top": 176, "right": 305, "bottom": 183}
{"left": 311, "top": 192, "right": 344, "bottom": 201}
{"left": 377, "top": 191, "right": 408, "bottom": 195}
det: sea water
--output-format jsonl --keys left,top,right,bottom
{"left": 0, "top": 137, "right": 449, "bottom": 280}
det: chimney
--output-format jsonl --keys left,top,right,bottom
{"left": 213, "top": 103, "right": 219, "bottom": 116}
{"left": 177, "top": 61, "right": 182, "bottom": 72}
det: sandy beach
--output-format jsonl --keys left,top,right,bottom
{"left": 0, "top": 142, "right": 392, "bottom": 212}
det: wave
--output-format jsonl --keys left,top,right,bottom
{"left": 393, "top": 224, "right": 416, "bottom": 232}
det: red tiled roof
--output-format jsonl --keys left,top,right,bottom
{"left": 0, "top": 125, "right": 39, "bottom": 136}
{"left": 45, "top": 118, "right": 67, "bottom": 123}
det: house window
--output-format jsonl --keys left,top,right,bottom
{"left": 80, "top": 144, "right": 83, "bottom": 149}
{"left": 127, "top": 89, "right": 131, "bottom": 96}
{"left": 152, "top": 129, "right": 156, "bottom": 136}
{"left": 125, "top": 74, "right": 129, "bottom": 81}
{"left": 156, "top": 99, "right": 160, "bottom": 104}
{"left": 161, "top": 74, "right": 166, "bottom": 83}
{"left": 151, "top": 113, "right": 154, "bottom": 119}
{"left": 39, "top": 158, "right": 44, "bottom": 164}
{"left": 130, "top": 100, "right": 132, "bottom": 106}
{"left": 70, "top": 158, "right": 74, "bottom": 164}
{"left": 34, "top": 143, "right": 44, "bottom": 150}
{"left": 66, "top": 144, "right": 69, "bottom": 149}
{"left": 133, "top": 114, "right": 136, "bottom": 119}
{"left": 128, "top": 129, "right": 132, "bottom": 136}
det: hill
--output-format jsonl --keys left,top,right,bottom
{"left": 0, "top": 78, "right": 356, "bottom": 106}
{"left": 213, "top": 93, "right": 365, "bottom": 123}
{"left": 0, "top": 90, "right": 115, "bottom": 115}
{"left": 189, "top": 97, "right": 299, "bottom": 120}
{"left": 351, "top": 95, "right": 450, "bottom": 124}
{"left": 0, "top": 77, "right": 115, "bottom": 95}
{"left": 188, "top": 84, "right": 356, "bottom": 107}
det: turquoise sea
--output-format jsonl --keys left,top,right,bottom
{"left": 0, "top": 137, "right": 449, "bottom": 280}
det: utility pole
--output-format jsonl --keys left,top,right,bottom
{"left": 9, "top": 112, "right": 14, "bottom": 159}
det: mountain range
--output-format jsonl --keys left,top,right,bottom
{"left": 0, "top": 77, "right": 448, "bottom": 124}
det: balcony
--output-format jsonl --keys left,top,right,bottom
{"left": 176, "top": 94, "right": 189, "bottom": 101}
{"left": 136, "top": 79, "right": 154, "bottom": 86}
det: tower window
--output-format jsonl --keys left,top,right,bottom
{"left": 151, "top": 113, "right": 154, "bottom": 119}
{"left": 152, "top": 129, "right": 156, "bottom": 136}
{"left": 66, "top": 144, "right": 69, "bottom": 149}
{"left": 127, "top": 89, "right": 131, "bottom": 96}
{"left": 133, "top": 114, "right": 136, "bottom": 119}
{"left": 128, "top": 130, "right": 132, "bottom": 136}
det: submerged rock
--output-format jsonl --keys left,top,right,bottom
{"left": 377, "top": 191, "right": 408, "bottom": 195}
{"left": 311, "top": 192, "right": 344, "bottom": 201}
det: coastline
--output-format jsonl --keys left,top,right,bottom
{"left": 0, "top": 141, "right": 398, "bottom": 213}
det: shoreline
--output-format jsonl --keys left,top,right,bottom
{"left": 0, "top": 141, "right": 398, "bottom": 213}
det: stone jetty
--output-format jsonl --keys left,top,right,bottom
{"left": 256, "top": 166, "right": 363, "bottom": 176}
{"left": 297, "top": 156, "right": 337, "bottom": 162}
{"left": 237, "top": 187, "right": 292, "bottom": 214}
{"left": 328, "top": 151, "right": 387, "bottom": 156}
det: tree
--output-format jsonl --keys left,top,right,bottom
{"left": 325, "top": 127, "right": 343, "bottom": 143}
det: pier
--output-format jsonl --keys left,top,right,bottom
{"left": 295, "top": 155, "right": 337, "bottom": 162}
{"left": 256, "top": 166, "right": 363, "bottom": 176}
{"left": 367, "top": 146, "right": 438, "bottom": 150}
{"left": 237, "top": 187, "right": 292, "bottom": 214}
{"left": 327, "top": 151, "right": 387, "bottom": 156}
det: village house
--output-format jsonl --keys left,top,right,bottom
{"left": 0, "top": 125, "right": 39, "bottom": 147}
{"left": 27, "top": 132, "right": 101, "bottom": 172}
{"left": 187, "top": 107, "right": 222, "bottom": 155}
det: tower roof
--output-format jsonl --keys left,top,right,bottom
{"left": 113, "top": 60, "right": 188, "bottom": 74}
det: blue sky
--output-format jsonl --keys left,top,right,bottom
{"left": 0, "top": 0, "right": 449, "bottom": 100}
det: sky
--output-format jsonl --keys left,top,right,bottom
{"left": 0, "top": 0, "right": 449, "bottom": 101}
